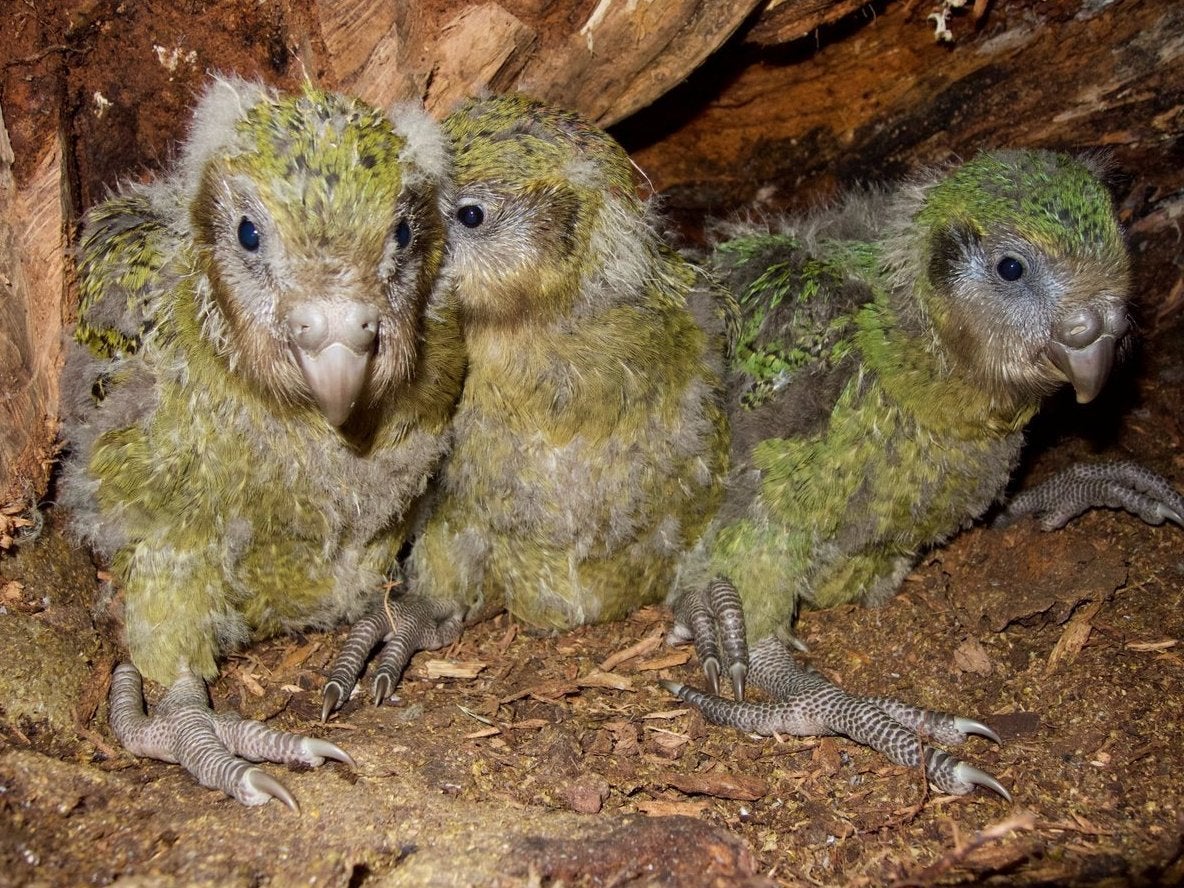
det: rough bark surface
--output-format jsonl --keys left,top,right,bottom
{"left": 0, "top": 107, "right": 64, "bottom": 539}
{"left": 308, "top": 0, "right": 766, "bottom": 123}
{"left": 624, "top": 0, "right": 1184, "bottom": 230}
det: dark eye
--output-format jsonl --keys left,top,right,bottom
{"left": 996, "top": 256, "right": 1024, "bottom": 282}
{"left": 237, "top": 217, "right": 260, "bottom": 252}
{"left": 396, "top": 219, "right": 411, "bottom": 249}
{"left": 457, "top": 205, "right": 484, "bottom": 229}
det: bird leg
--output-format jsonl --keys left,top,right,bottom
{"left": 996, "top": 460, "right": 1184, "bottom": 530}
{"left": 668, "top": 578, "right": 750, "bottom": 700}
{"left": 109, "top": 661, "right": 353, "bottom": 811}
{"left": 321, "top": 591, "right": 464, "bottom": 720}
{"left": 664, "top": 598, "right": 1011, "bottom": 799}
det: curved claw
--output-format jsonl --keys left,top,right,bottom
{"left": 304, "top": 737, "right": 356, "bottom": 769}
{"left": 954, "top": 716, "right": 1002, "bottom": 745}
{"left": 373, "top": 672, "right": 393, "bottom": 708}
{"left": 729, "top": 661, "right": 748, "bottom": 702}
{"left": 321, "top": 681, "right": 344, "bottom": 723}
{"left": 243, "top": 768, "right": 300, "bottom": 813}
{"left": 1157, "top": 504, "right": 1184, "bottom": 527}
{"left": 952, "top": 761, "right": 1012, "bottom": 802}
{"left": 701, "top": 657, "right": 721, "bottom": 696}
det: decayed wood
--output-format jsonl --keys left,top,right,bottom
{"left": 312, "top": 0, "right": 766, "bottom": 125}
{"left": 745, "top": 0, "right": 871, "bottom": 46}
{"left": 514, "top": 0, "right": 759, "bottom": 125}
{"left": 630, "top": 0, "right": 1184, "bottom": 216}
{"left": 0, "top": 105, "right": 65, "bottom": 522}
{"left": 421, "top": 4, "right": 536, "bottom": 115}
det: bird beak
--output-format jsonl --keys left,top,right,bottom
{"left": 286, "top": 301, "right": 380, "bottom": 426}
{"left": 1046, "top": 305, "right": 1128, "bottom": 404}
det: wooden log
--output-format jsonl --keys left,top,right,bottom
{"left": 311, "top": 0, "right": 766, "bottom": 124}
{"left": 626, "top": 0, "right": 1184, "bottom": 209}
{"left": 0, "top": 106, "right": 65, "bottom": 535}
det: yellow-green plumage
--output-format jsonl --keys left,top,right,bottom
{"left": 657, "top": 151, "right": 1143, "bottom": 799}
{"left": 703, "top": 150, "right": 1130, "bottom": 641}
{"left": 409, "top": 94, "right": 731, "bottom": 631}
{"left": 62, "top": 78, "right": 465, "bottom": 688}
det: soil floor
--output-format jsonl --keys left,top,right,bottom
{"left": 2, "top": 327, "right": 1183, "bottom": 887}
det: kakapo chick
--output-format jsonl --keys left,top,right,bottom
{"left": 665, "top": 149, "right": 1183, "bottom": 798}
{"left": 322, "top": 94, "right": 731, "bottom": 714}
{"left": 60, "top": 77, "right": 465, "bottom": 809}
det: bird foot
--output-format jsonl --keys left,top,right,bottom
{"left": 109, "top": 662, "right": 353, "bottom": 811}
{"left": 321, "top": 592, "right": 464, "bottom": 720}
{"left": 663, "top": 635, "right": 1010, "bottom": 800}
{"left": 668, "top": 577, "right": 750, "bottom": 699}
{"left": 996, "top": 460, "right": 1184, "bottom": 531}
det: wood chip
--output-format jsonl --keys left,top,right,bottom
{"left": 598, "top": 628, "right": 663, "bottom": 672}
{"left": 953, "top": 637, "right": 993, "bottom": 675}
{"left": 463, "top": 726, "right": 501, "bottom": 740}
{"left": 635, "top": 798, "right": 712, "bottom": 817}
{"left": 577, "top": 671, "right": 633, "bottom": 691}
{"left": 1, "top": 579, "right": 23, "bottom": 602}
{"left": 1047, "top": 598, "right": 1106, "bottom": 673}
{"left": 562, "top": 774, "right": 610, "bottom": 814}
{"left": 642, "top": 708, "right": 690, "bottom": 720}
{"left": 1125, "top": 639, "right": 1178, "bottom": 652}
{"left": 812, "top": 737, "right": 842, "bottom": 777}
{"left": 658, "top": 769, "right": 768, "bottom": 801}
{"left": 499, "top": 680, "right": 578, "bottom": 704}
{"left": 495, "top": 622, "right": 518, "bottom": 654}
{"left": 237, "top": 671, "right": 266, "bottom": 698}
{"left": 423, "top": 659, "right": 487, "bottom": 680}
{"left": 645, "top": 727, "right": 691, "bottom": 758}
{"left": 506, "top": 718, "right": 549, "bottom": 730}
{"left": 278, "top": 640, "right": 319, "bottom": 672}
{"left": 634, "top": 650, "right": 693, "bottom": 671}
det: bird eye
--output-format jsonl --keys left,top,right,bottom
{"left": 396, "top": 219, "right": 412, "bottom": 249}
{"left": 457, "top": 205, "right": 485, "bottom": 229}
{"left": 237, "top": 217, "right": 260, "bottom": 252}
{"left": 996, "top": 256, "right": 1024, "bottom": 282}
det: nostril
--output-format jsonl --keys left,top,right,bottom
{"left": 343, "top": 304, "right": 381, "bottom": 351}
{"left": 287, "top": 304, "right": 329, "bottom": 351}
{"left": 287, "top": 302, "right": 378, "bottom": 354}
{"left": 1107, "top": 306, "right": 1130, "bottom": 340}
{"left": 1055, "top": 307, "right": 1103, "bottom": 349}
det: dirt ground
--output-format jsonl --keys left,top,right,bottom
{"left": 1, "top": 320, "right": 1182, "bottom": 887}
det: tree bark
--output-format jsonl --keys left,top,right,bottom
{"left": 0, "top": 106, "right": 65, "bottom": 540}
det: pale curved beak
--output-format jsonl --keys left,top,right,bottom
{"left": 286, "top": 301, "right": 379, "bottom": 426}
{"left": 1046, "top": 305, "right": 1128, "bottom": 405}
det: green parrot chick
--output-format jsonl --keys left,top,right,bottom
{"left": 60, "top": 77, "right": 465, "bottom": 808}
{"left": 321, "top": 94, "right": 731, "bottom": 714}
{"left": 664, "top": 150, "right": 1179, "bottom": 799}
{"left": 423, "top": 94, "right": 730, "bottom": 629}
{"left": 710, "top": 150, "right": 1131, "bottom": 639}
